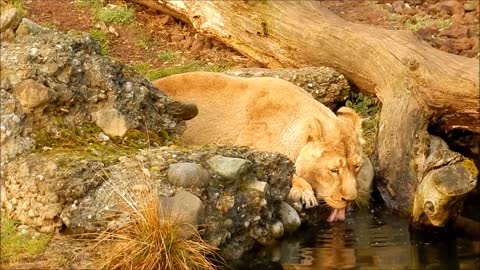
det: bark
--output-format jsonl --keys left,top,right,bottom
{"left": 130, "top": 0, "right": 480, "bottom": 215}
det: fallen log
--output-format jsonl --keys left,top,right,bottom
{"left": 131, "top": 0, "right": 479, "bottom": 217}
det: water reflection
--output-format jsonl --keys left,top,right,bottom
{"left": 236, "top": 205, "right": 480, "bottom": 270}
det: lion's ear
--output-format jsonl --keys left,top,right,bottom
{"left": 303, "top": 116, "right": 323, "bottom": 143}
{"left": 337, "top": 106, "right": 365, "bottom": 144}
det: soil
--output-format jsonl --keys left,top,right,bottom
{"left": 2, "top": 0, "right": 479, "bottom": 269}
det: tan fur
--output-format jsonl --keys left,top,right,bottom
{"left": 152, "top": 72, "right": 364, "bottom": 210}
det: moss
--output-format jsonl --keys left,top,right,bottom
{"left": 89, "top": 29, "right": 110, "bottom": 55}
{"left": 255, "top": 169, "right": 266, "bottom": 178}
{"left": 346, "top": 92, "right": 380, "bottom": 156}
{"left": 32, "top": 121, "right": 173, "bottom": 166}
{"left": 146, "top": 61, "right": 230, "bottom": 80}
{"left": 1, "top": 213, "right": 52, "bottom": 263}
{"left": 462, "top": 158, "right": 479, "bottom": 178}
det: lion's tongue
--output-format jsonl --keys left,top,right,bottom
{"left": 327, "top": 207, "right": 346, "bottom": 222}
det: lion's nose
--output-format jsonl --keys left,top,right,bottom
{"left": 341, "top": 190, "right": 357, "bottom": 201}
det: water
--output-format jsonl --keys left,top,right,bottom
{"left": 233, "top": 205, "right": 480, "bottom": 270}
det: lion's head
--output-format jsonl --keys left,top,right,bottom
{"left": 295, "top": 107, "right": 364, "bottom": 219}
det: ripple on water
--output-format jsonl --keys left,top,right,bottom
{"left": 235, "top": 205, "right": 480, "bottom": 270}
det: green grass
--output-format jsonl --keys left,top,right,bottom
{"left": 73, "top": 0, "right": 101, "bottom": 8}
{"left": 404, "top": 15, "right": 452, "bottom": 32}
{"left": 89, "top": 29, "right": 110, "bottom": 55}
{"left": 1, "top": 0, "right": 26, "bottom": 14}
{"left": 135, "top": 37, "right": 152, "bottom": 50}
{"left": 1, "top": 213, "right": 51, "bottom": 263}
{"left": 41, "top": 22, "right": 57, "bottom": 29}
{"left": 157, "top": 50, "right": 177, "bottom": 61}
{"left": 130, "top": 62, "right": 153, "bottom": 76}
{"left": 145, "top": 61, "right": 230, "bottom": 80}
{"left": 386, "top": 13, "right": 452, "bottom": 32}
{"left": 95, "top": 6, "right": 135, "bottom": 25}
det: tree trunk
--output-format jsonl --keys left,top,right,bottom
{"left": 131, "top": 0, "right": 480, "bottom": 215}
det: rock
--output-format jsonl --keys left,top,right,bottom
{"left": 385, "top": 3, "right": 395, "bottom": 13}
{"left": 167, "top": 162, "right": 210, "bottom": 188}
{"left": 392, "top": 0, "right": 405, "bottom": 13}
{"left": 207, "top": 155, "right": 252, "bottom": 181}
{"left": 463, "top": 2, "right": 478, "bottom": 12}
{"left": 452, "top": 37, "right": 475, "bottom": 51}
{"left": 97, "top": 132, "right": 110, "bottom": 142}
{"left": 225, "top": 67, "right": 350, "bottom": 109}
{"left": 247, "top": 180, "right": 268, "bottom": 193}
{"left": 159, "top": 190, "right": 204, "bottom": 238}
{"left": 464, "top": 11, "right": 479, "bottom": 24}
{"left": 434, "top": 1, "right": 465, "bottom": 16}
{"left": 183, "top": 35, "right": 194, "bottom": 49}
{"left": 92, "top": 109, "right": 128, "bottom": 137}
{"left": 279, "top": 201, "right": 301, "bottom": 233}
{"left": 190, "top": 39, "right": 205, "bottom": 54}
{"left": 159, "top": 14, "right": 174, "bottom": 25}
{"left": 170, "top": 33, "right": 184, "bottom": 42}
{"left": 17, "top": 18, "right": 49, "bottom": 35}
{"left": 204, "top": 38, "right": 213, "bottom": 50}
{"left": 0, "top": 90, "right": 33, "bottom": 167}
{"left": 165, "top": 101, "right": 198, "bottom": 120}
{"left": 13, "top": 79, "right": 51, "bottom": 110}
{"left": 451, "top": 13, "right": 464, "bottom": 24}
{"left": 0, "top": 8, "right": 22, "bottom": 33}
{"left": 401, "top": 7, "right": 417, "bottom": 15}
{"left": 271, "top": 221, "right": 284, "bottom": 239}
{"left": 415, "top": 25, "right": 440, "bottom": 41}
{"left": 439, "top": 25, "right": 469, "bottom": 39}
{"left": 0, "top": 24, "right": 184, "bottom": 167}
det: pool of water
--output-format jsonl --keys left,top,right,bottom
{"left": 233, "top": 205, "right": 480, "bottom": 270}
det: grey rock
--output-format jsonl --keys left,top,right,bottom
{"left": 160, "top": 190, "right": 204, "bottom": 228}
{"left": 16, "top": 18, "right": 50, "bottom": 36}
{"left": 279, "top": 201, "right": 301, "bottom": 233}
{"left": 167, "top": 162, "right": 210, "bottom": 188}
{"left": 207, "top": 155, "right": 252, "bottom": 181}
{"left": 1, "top": 8, "right": 22, "bottom": 33}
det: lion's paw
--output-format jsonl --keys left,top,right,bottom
{"left": 288, "top": 187, "right": 318, "bottom": 209}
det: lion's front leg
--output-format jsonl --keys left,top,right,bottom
{"left": 288, "top": 174, "right": 318, "bottom": 209}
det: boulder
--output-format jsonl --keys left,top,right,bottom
{"left": 167, "top": 162, "right": 210, "bottom": 188}
{"left": 207, "top": 155, "right": 253, "bottom": 182}
{"left": 0, "top": 20, "right": 186, "bottom": 168}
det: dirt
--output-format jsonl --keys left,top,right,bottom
{"left": 2, "top": 0, "right": 479, "bottom": 269}
{"left": 26, "top": 0, "right": 256, "bottom": 74}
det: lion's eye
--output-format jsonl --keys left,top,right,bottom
{"left": 355, "top": 164, "right": 361, "bottom": 171}
{"left": 330, "top": 168, "right": 339, "bottom": 174}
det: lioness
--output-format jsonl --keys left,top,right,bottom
{"left": 153, "top": 72, "right": 365, "bottom": 222}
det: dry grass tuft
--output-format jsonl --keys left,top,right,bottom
{"left": 90, "top": 166, "right": 220, "bottom": 270}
